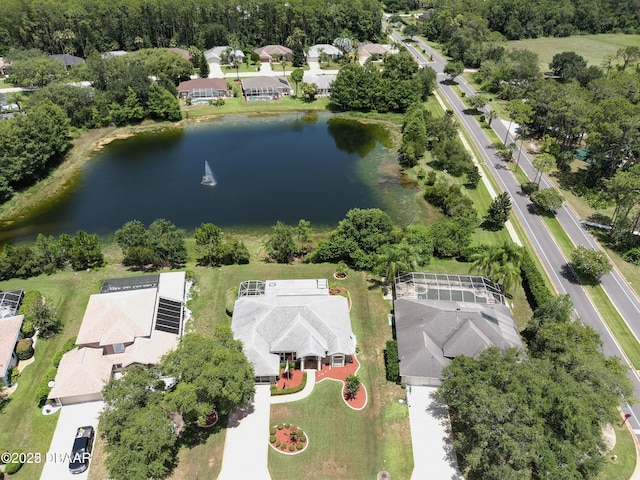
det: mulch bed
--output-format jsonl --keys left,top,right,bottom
{"left": 270, "top": 423, "right": 308, "bottom": 455}
{"left": 275, "top": 368, "right": 304, "bottom": 391}
{"left": 316, "top": 354, "right": 367, "bottom": 410}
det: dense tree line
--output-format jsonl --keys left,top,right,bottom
{"left": 437, "top": 294, "right": 632, "bottom": 479}
{"left": 330, "top": 52, "right": 437, "bottom": 113}
{"left": 0, "top": 0, "right": 383, "bottom": 55}
{"left": 418, "top": 0, "right": 640, "bottom": 47}
{"left": 0, "top": 231, "right": 104, "bottom": 280}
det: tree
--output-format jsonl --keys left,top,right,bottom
{"left": 617, "top": 46, "right": 640, "bottom": 70}
{"left": 65, "top": 230, "right": 104, "bottom": 270}
{"left": 266, "top": 221, "right": 297, "bottom": 263}
{"left": 26, "top": 296, "right": 61, "bottom": 334}
{"left": 403, "top": 24, "right": 419, "bottom": 40}
{"left": 375, "top": 241, "right": 421, "bottom": 285}
{"left": 162, "top": 329, "right": 255, "bottom": 424}
{"left": 530, "top": 188, "right": 564, "bottom": 214}
{"left": 549, "top": 51, "right": 587, "bottom": 83}
{"left": 296, "top": 219, "right": 312, "bottom": 254}
{"left": 467, "top": 95, "right": 486, "bottom": 112}
{"left": 415, "top": 66, "right": 437, "bottom": 100}
{"left": 147, "top": 85, "right": 181, "bottom": 121}
{"left": 443, "top": 61, "right": 464, "bottom": 82}
{"left": 194, "top": 223, "right": 222, "bottom": 266}
{"left": 570, "top": 245, "right": 612, "bottom": 284}
{"left": 286, "top": 27, "right": 306, "bottom": 67}
{"left": 469, "top": 242, "right": 522, "bottom": 293}
{"left": 7, "top": 56, "right": 67, "bottom": 87}
{"left": 100, "top": 365, "right": 176, "bottom": 480}
{"left": 290, "top": 68, "right": 304, "bottom": 97}
{"left": 123, "top": 87, "right": 145, "bottom": 123}
{"left": 300, "top": 82, "right": 318, "bottom": 102}
{"left": 333, "top": 37, "right": 354, "bottom": 56}
{"left": 485, "top": 192, "right": 511, "bottom": 230}
{"left": 486, "top": 110, "right": 498, "bottom": 126}
{"left": 148, "top": 219, "right": 187, "bottom": 267}
{"left": 532, "top": 153, "right": 556, "bottom": 185}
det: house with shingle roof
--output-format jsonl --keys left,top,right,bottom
{"left": 49, "top": 272, "right": 187, "bottom": 405}
{"left": 178, "top": 78, "right": 230, "bottom": 103}
{"left": 241, "top": 76, "right": 291, "bottom": 100}
{"left": 49, "top": 54, "right": 85, "bottom": 69}
{"left": 0, "top": 290, "right": 24, "bottom": 386}
{"left": 308, "top": 44, "right": 341, "bottom": 61}
{"left": 231, "top": 279, "right": 357, "bottom": 384}
{"left": 393, "top": 273, "right": 523, "bottom": 386}
{"left": 255, "top": 45, "right": 293, "bottom": 62}
{"left": 302, "top": 74, "right": 336, "bottom": 96}
{"left": 204, "top": 46, "right": 245, "bottom": 64}
{"left": 358, "top": 43, "right": 395, "bottom": 61}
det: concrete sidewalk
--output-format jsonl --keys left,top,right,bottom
{"left": 270, "top": 370, "right": 315, "bottom": 404}
{"left": 218, "top": 385, "right": 272, "bottom": 480}
{"left": 407, "top": 386, "right": 462, "bottom": 480}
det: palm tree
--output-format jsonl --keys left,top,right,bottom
{"left": 232, "top": 58, "right": 241, "bottom": 80}
{"left": 470, "top": 242, "right": 523, "bottom": 294}
{"left": 375, "top": 242, "right": 420, "bottom": 286}
{"left": 486, "top": 110, "right": 498, "bottom": 126}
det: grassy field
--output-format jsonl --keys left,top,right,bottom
{"left": 598, "top": 420, "right": 638, "bottom": 480}
{"left": 184, "top": 96, "right": 330, "bottom": 118}
{"left": 508, "top": 34, "right": 640, "bottom": 70}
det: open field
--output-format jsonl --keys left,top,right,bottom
{"left": 508, "top": 34, "right": 640, "bottom": 70}
{"left": 184, "top": 96, "right": 330, "bottom": 118}
{"left": 598, "top": 419, "right": 637, "bottom": 480}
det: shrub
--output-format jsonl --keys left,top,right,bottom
{"left": 521, "top": 182, "right": 539, "bottom": 195}
{"left": 623, "top": 247, "right": 640, "bottom": 266}
{"left": 297, "top": 443, "right": 303, "bottom": 450}
{"left": 20, "top": 320, "right": 35, "bottom": 338}
{"left": 284, "top": 423, "right": 290, "bottom": 429}
{"left": 345, "top": 374, "right": 361, "bottom": 399}
{"left": 277, "top": 424, "right": 283, "bottom": 430}
{"left": 384, "top": 340, "right": 400, "bottom": 382}
{"left": 9, "top": 368, "right": 20, "bottom": 385}
{"left": 18, "top": 290, "right": 41, "bottom": 316}
{"left": 270, "top": 435, "right": 276, "bottom": 443}
{"left": 300, "top": 435, "right": 307, "bottom": 443}
{"left": 4, "top": 450, "right": 23, "bottom": 475}
{"left": 289, "top": 444, "right": 295, "bottom": 452}
{"left": 520, "top": 249, "right": 554, "bottom": 309}
{"left": 275, "top": 441, "right": 281, "bottom": 447}
{"left": 270, "top": 427, "right": 276, "bottom": 435}
{"left": 35, "top": 367, "right": 58, "bottom": 406}
{"left": 270, "top": 373, "right": 307, "bottom": 395}
{"left": 15, "top": 339, "right": 34, "bottom": 360}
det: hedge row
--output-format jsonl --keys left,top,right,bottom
{"left": 384, "top": 340, "right": 399, "bottom": 383}
{"left": 52, "top": 336, "right": 77, "bottom": 368}
{"left": 34, "top": 367, "right": 58, "bottom": 407}
{"left": 520, "top": 248, "right": 555, "bottom": 309}
{"left": 270, "top": 373, "right": 307, "bottom": 396}
{"left": 18, "top": 291, "right": 41, "bottom": 316}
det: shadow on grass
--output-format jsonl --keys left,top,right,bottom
{"left": 178, "top": 414, "right": 227, "bottom": 449}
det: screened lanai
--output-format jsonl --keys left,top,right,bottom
{"left": 394, "top": 272, "right": 505, "bottom": 305}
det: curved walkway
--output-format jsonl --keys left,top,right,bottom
{"left": 271, "top": 370, "right": 316, "bottom": 404}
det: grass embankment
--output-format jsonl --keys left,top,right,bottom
{"left": 508, "top": 34, "right": 640, "bottom": 71}
{"left": 184, "top": 96, "right": 330, "bottom": 118}
{"left": 599, "top": 421, "right": 638, "bottom": 480}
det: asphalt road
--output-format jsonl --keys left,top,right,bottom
{"left": 387, "top": 26, "right": 640, "bottom": 433}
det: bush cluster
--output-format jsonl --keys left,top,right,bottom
{"left": 20, "top": 320, "right": 35, "bottom": 338}
{"left": 15, "top": 339, "right": 34, "bottom": 360}
{"left": 52, "top": 336, "right": 77, "bottom": 368}
{"left": 34, "top": 367, "right": 58, "bottom": 407}
{"left": 270, "top": 435, "right": 276, "bottom": 443}
{"left": 384, "top": 340, "right": 400, "bottom": 382}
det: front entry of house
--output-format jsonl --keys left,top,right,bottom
{"left": 302, "top": 357, "right": 319, "bottom": 370}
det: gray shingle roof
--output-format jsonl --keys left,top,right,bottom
{"left": 395, "top": 298, "right": 523, "bottom": 381}
{"left": 232, "top": 294, "right": 355, "bottom": 377}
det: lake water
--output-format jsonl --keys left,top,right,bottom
{"left": 1, "top": 112, "right": 420, "bottom": 242}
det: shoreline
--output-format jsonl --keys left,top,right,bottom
{"left": 0, "top": 109, "right": 401, "bottom": 236}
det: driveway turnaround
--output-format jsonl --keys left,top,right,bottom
{"left": 218, "top": 385, "right": 272, "bottom": 480}
{"left": 40, "top": 401, "right": 104, "bottom": 480}
{"left": 406, "top": 386, "right": 462, "bottom": 480}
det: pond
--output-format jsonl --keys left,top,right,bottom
{"left": 1, "top": 112, "right": 422, "bottom": 242}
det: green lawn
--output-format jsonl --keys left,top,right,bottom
{"left": 598, "top": 421, "right": 637, "bottom": 480}
{"left": 508, "top": 34, "right": 640, "bottom": 70}
{"left": 184, "top": 96, "right": 330, "bottom": 118}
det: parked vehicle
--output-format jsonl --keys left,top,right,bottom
{"left": 69, "top": 426, "right": 95, "bottom": 474}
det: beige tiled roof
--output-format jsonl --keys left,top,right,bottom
{"left": 49, "top": 347, "right": 115, "bottom": 400}
{"left": 0, "top": 315, "right": 23, "bottom": 378}
{"left": 122, "top": 330, "right": 180, "bottom": 367}
{"left": 77, "top": 289, "right": 157, "bottom": 346}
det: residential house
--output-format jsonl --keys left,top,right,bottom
{"left": 302, "top": 74, "right": 336, "bottom": 97}
{"left": 49, "top": 54, "right": 85, "bottom": 69}
{"left": 393, "top": 273, "right": 523, "bottom": 386}
{"left": 204, "top": 46, "right": 245, "bottom": 65}
{"left": 178, "top": 78, "right": 229, "bottom": 104}
{"left": 241, "top": 76, "right": 291, "bottom": 100}
{"left": 358, "top": 43, "right": 394, "bottom": 61}
{"left": 231, "top": 279, "right": 357, "bottom": 384}
{"left": 0, "top": 290, "right": 25, "bottom": 386}
{"left": 49, "top": 272, "right": 187, "bottom": 405}
{"left": 307, "top": 44, "right": 341, "bottom": 62}
{"left": 255, "top": 45, "right": 293, "bottom": 63}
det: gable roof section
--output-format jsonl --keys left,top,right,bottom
{"left": 308, "top": 44, "right": 341, "bottom": 57}
{"left": 204, "top": 46, "right": 245, "bottom": 61}
{"left": 256, "top": 45, "right": 293, "bottom": 57}
{"left": 232, "top": 294, "right": 355, "bottom": 377}
{"left": 395, "top": 298, "right": 522, "bottom": 381}
{"left": 49, "top": 346, "right": 114, "bottom": 400}
{"left": 241, "top": 76, "right": 291, "bottom": 91}
{"left": 0, "top": 315, "right": 24, "bottom": 378}
{"left": 77, "top": 289, "right": 157, "bottom": 346}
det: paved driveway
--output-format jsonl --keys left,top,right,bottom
{"left": 40, "top": 401, "right": 104, "bottom": 480}
{"left": 218, "top": 385, "right": 271, "bottom": 480}
{"left": 406, "top": 386, "right": 462, "bottom": 480}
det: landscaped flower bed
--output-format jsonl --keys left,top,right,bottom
{"left": 269, "top": 423, "right": 308, "bottom": 454}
